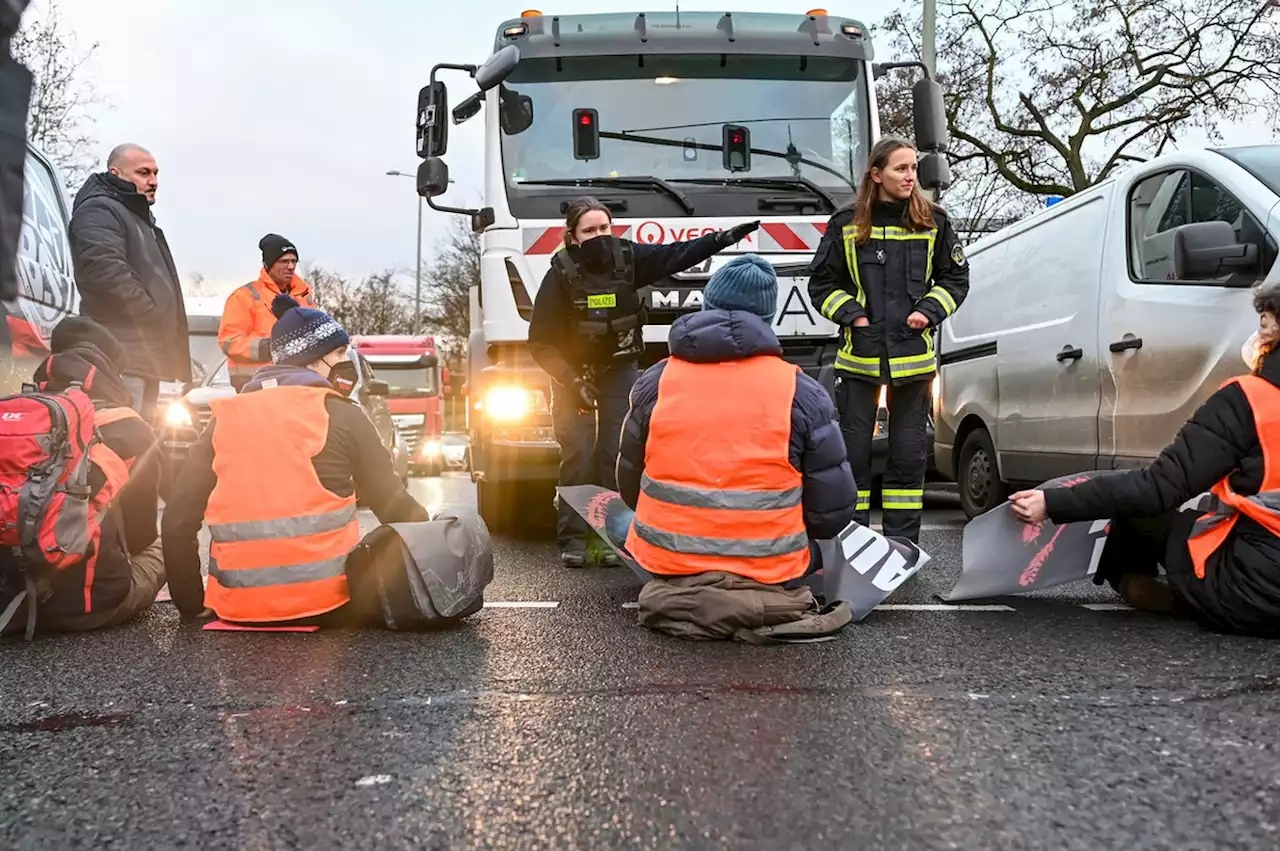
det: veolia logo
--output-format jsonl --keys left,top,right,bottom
{"left": 635, "top": 221, "right": 666, "bottom": 244}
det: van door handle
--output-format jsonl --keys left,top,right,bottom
{"left": 1056, "top": 346, "right": 1083, "bottom": 362}
{"left": 1110, "top": 336, "right": 1143, "bottom": 353}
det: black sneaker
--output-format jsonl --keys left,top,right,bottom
{"left": 560, "top": 545, "right": 587, "bottom": 569}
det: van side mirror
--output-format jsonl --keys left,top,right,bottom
{"left": 1173, "top": 221, "right": 1259, "bottom": 281}
{"left": 474, "top": 44, "right": 520, "bottom": 92}
{"left": 417, "top": 158, "right": 450, "bottom": 199}
{"left": 417, "top": 81, "right": 449, "bottom": 159}
{"left": 912, "top": 76, "right": 949, "bottom": 153}
{"left": 366, "top": 379, "right": 390, "bottom": 397}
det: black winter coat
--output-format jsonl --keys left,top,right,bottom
{"left": 528, "top": 233, "right": 727, "bottom": 389}
{"left": 1044, "top": 356, "right": 1280, "bottom": 637}
{"left": 69, "top": 173, "right": 190, "bottom": 382}
{"left": 617, "top": 309, "right": 858, "bottom": 541}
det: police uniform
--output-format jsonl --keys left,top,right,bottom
{"left": 807, "top": 200, "right": 969, "bottom": 542}
{"left": 527, "top": 228, "right": 751, "bottom": 565}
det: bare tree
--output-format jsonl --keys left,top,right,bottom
{"left": 420, "top": 217, "right": 478, "bottom": 361}
{"left": 308, "top": 263, "right": 416, "bottom": 336}
{"left": 11, "top": 1, "right": 102, "bottom": 188}
{"left": 184, "top": 271, "right": 218, "bottom": 298}
{"left": 879, "top": 0, "right": 1280, "bottom": 199}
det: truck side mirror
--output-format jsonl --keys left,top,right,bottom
{"left": 417, "top": 81, "right": 449, "bottom": 159}
{"left": 452, "top": 92, "right": 483, "bottom": 125}
{"left": 499, "top": 86, "right": 534, "bottom": 135}
{"left": 366, "top": 379, "right": 390, "bottom": 397}
{"left": 1173, "top": 221, "right": 1259, "bottom": 281}
{"left": 474, "top": 44, "right": 520, "bottom": 93}
{"left": 912, "top": 76, "right": 949, "bottom": 153}
{"left": 917, "top": 152, "right": 952, "bottom": 192}
{"left": 417, "top": 158, "right": 451, "bottom": 198}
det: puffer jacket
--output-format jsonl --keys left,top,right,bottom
{"left": 68, "top": 173, "right": 190, "bottom": 382}
{"left": 617, "top": 309, "right": 857, "bottom": 540}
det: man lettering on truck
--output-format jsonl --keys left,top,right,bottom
{"left": 68, "top": 143, "right": 191, "bottom": 423}
{"left": 218, "top": 233, "right": 316, "bottom": 391}
{"left": 807, "top": 137, "right": 969, "bottom": 545}
{"left": 527, "top": 196, "right": 758, "bottom": 568}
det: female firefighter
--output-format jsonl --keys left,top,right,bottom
{"left": 528, "top": 196, "right": 759, "bottom": 568}
{"left": 807, "top": 136, "right": 970, "bottom": 544}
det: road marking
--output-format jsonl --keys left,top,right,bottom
{"left": 1081, "top": 603, "right": 1133, "bottom": 611}
{"left": 355, "top": 775, "right": 393, "bottom": 787}
{"left": 484, "top": 601, "right": 560, "bottom": 609}
{"left": 876, "top": 603, "right": 1015, "bottom": 612}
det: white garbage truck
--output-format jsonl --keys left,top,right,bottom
{"left": 414, "top": 8, "right": 950, "bottom": 532}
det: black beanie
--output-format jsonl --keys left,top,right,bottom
{"left": 260, "top": 233, "right": 298, "bottom": 268}
{"left": 50, "top": 316, "right": 126, "bottom": 367}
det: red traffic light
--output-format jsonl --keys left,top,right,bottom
{"left": 580, "top": 113, "right": 593, "bottom": 126}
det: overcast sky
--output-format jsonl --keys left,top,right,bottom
{"left": 41, "top": 0, "right": 1273, "bottom": 299}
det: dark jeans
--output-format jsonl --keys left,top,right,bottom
{"left": 551, "top": 361, "right": 641, "bottom": 552}
{"left": 1093, "top": 510, "right": 1197, "bottom": 592}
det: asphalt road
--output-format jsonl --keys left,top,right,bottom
{"left": 3, "top": 475, "right": 1279, "bottom": 850}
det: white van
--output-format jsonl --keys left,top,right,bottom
{"left": 0, "top": 144, "right": 78, "bottom": 395}
{"left": 935, "top": 145, "right": 1280, "bottom": 518}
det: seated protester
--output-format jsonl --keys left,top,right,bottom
{"left": 1010, "top": 280, "right": 1280, "bottom": 638}
{"left": 162, "top": 295, "right": 429, "bottom": 626}
{"left": 1, "top": 317, "right": 164, "bottom": 634}
{"left": 612, "top": 255, "right": 858, "bottom": 640}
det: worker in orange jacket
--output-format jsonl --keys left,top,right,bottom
{"left": 218, "top": 233, "right": 316, "bottom": 391}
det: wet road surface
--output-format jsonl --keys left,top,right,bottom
{"left": 3, "top": 475, "right": 1279, "bottom": 850}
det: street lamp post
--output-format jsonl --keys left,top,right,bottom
{"left": 386, "top": 170, "right": 424, "bottom": 332}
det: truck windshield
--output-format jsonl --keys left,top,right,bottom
{"left": 376, "top": 365, "right": 439, "bottom": 397}
{"left": 1218, "top": 146, "right": 1280, "bottom": 197}
{"left": 500, "top": 53, "right": 869, "bottom": 217}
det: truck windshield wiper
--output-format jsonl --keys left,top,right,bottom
{"left": 517, "top": 176, "right": 695, "bottom": 215}
{"left": 671, "top": 177, "right": 840, "bottom": 212}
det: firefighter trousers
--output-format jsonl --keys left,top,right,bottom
{"left": 550, "top": 360, "right": 641, "bottom": 553}
{"left": 836, "top": 375, "right": 930, "bottom": 543}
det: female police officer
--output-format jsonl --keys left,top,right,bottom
{"left": 528, "top": 197, "right": 759, "bottom": 567}
{"left": 807, "top": 137, "right": 970, "bottom": 544}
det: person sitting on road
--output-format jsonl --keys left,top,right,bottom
{"left": 162, "top": 295, "right": 430, "bottom": 627}
{"left": 218, "top": 233, "right": 316, "bottom": 392}
{"left": 610, "top": 255, "right": 858, "bottom": 639}
{"left": 1, "top": 317, "right": 165, "bottom": 634}
{"left": 1010, "top": 279, "right": 1280, "bottom": 638}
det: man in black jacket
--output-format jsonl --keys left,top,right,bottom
{"left": 69, "top": 143, "right": 190, "bottom": 422}
{"left": 0, "top": 317, "right": 165, "bottom": 634}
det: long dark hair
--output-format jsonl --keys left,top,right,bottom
{"left": 562, "top": 196, "right": 613, "bottom": 249}
{"left": 850, "top": 136, "right": 937, "bottom": 244}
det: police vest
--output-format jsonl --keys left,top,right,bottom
{"left": 1187, "top": 374, "right": 1280, "bottom": 579}
{"left": 626, "top": 354, "right": 810, "bottom": 585}
{"left": 204, "top": 386, "right": 360, "bottom": 623}
{"left": 553, "top": 242, "right": 644, "bottom": 362}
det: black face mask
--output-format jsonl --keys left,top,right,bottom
{"left": 575, "top": 234, "right": 622, "bottom": 273}
{"left": 327, "top": 359, "right": 358, "bottom": 397}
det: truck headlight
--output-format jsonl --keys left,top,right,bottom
{"left": 422, "top": 439, "right": 441, "bottom": 457}
{"left": 483, "top": 386, "right": 533, "bottom": 422}
{"left": 164, "top": 402, "right": 192, "bottom": 428}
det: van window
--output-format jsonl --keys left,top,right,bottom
{"left": 1128, "top": 169, "right": 1269, "bottom": 284}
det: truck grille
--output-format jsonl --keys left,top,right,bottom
{"left": 397, "top": 425, "right": 423, "bottom": 456}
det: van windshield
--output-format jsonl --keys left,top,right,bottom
{"left": 1219, "top": 146, "right": 1280, "bottom": 197}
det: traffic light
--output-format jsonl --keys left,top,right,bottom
{"left": 573, "top": 108, "right": 600, "bottom": 160}
{"left": 722, "top": 124, "right": 750, "bottom": 172}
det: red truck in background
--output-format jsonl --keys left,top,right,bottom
{"left": 351, "top": 335, "right": 445, "bottom": 475}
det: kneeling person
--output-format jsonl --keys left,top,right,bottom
{"left": 163, "top": 296, "right": 430, "bottom": 626}
{"left": 614, "top": 256, "right": 857, "bottom": 636}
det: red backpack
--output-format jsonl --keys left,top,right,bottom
{"left": 0, "top": 384, "right": 133, "bottom": 639}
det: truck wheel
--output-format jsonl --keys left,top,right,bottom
{"left": 957, "top": 427, "right": 1007, "bottom": 519}
{"left": 477, "top": 480, "right": 515, "bottom": 535}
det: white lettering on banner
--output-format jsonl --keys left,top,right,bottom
{"left": 838, "top": 523, "right": 924, "bottom": 593}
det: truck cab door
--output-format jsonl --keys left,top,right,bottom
{"left": 1101, "top": 166, "right": 1277, "bottom": 469}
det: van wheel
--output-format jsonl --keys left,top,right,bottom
{"left": 957, "top": 428, "right": 1007, "bottom": 519}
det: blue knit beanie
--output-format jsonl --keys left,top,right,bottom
{"left": 269, "top": 294, "right": 350, "bottom": 366}
{"left": 702, "top": 254, "right": 777, "bottom": 320}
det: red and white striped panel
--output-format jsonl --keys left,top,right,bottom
{"left": 521, "top": 221, "right": 827, "bottom": 255}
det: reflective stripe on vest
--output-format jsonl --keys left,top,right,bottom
{"left": 836, "top": 224, "right": 939, "bottom": 380}
{"left": 625, "top": 355, "right": 810, "bottom": 585}
{"left": 205, "top": 386, "right": 359, "bottom": 622}
{"left": 1187, "top": 374, "right": 1280, "bottom": 579}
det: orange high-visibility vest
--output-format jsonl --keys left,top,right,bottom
{"left": 625, "top": 354, "right": 809, "bottom": 585}
{"left": 1187, "top": 374, "right": 1280, "bottom": 579}
{"left": 218, "top": 271, "right": 316, "bottom": 379}
{"left": 204, "top": 386, "right": 359, "bottom": 622}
